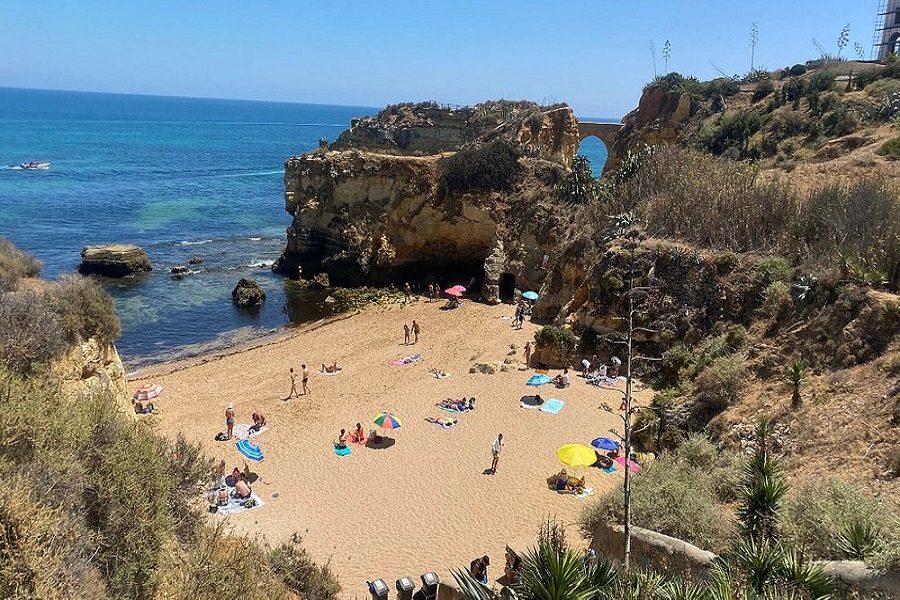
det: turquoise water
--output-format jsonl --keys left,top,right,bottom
{"left": 0, "top": 87, "right": 611, "bottom": 367}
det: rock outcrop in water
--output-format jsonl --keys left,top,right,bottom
{"left": 274, "top": 101, "right": 579, "bottom": 301}
{"left": 232, "top": 278, "right": 266, "bottom": 307}
{"left": 79, "top": 244, "right": 152, "bottom": 277}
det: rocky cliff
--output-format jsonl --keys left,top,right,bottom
{"left": 53, "top": 337, "right": 128, "bottom": 407}
{"left": 275, "top": 100, "right": 581, "bottom": 301}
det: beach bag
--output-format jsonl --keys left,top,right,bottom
{"left": 214, "top": 432, "right": 229, "bottom": 441}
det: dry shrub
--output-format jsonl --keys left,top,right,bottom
{"left": 0, "top": 238, "right": 41, "bottom": 293}
{"left": 581, "top": 434, "right": 739, "bottom": 553}
{"left": 691, "top": 354, "right": 748, "bottom": 425}
{"left": 51, "top": 275, "right": 120, "bottom": 346}
{"left": 0, "top": 291, "right": 66, "bottom": 374}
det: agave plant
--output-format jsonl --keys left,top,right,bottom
{"left": 836, "top": 519, "right": 880, "bottom": 559}
{"left": 785, "top": 360, "right": 807, "bottom": 409}
{"left": 513, "top": 538, "right": 599, "bottom": 600}
{"left": 791, "top": 275, "right": 818, "bottom": 306}
{"left": 452, "top": 568, "right": 496, "bottom": 600}
{"left": 738, "top": 420, "right": 788, "bottom": 544}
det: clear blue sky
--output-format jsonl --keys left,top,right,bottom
{"left": 0, "top": 1, "right": 878, "bottom": 118}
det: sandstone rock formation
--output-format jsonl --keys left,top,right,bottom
{"left": 274, "top": 101, "right": 581, "bottom": 302}
{"left": 332, "top": 100, "right": 580, "bottom": 168}
{"left": 52, "top": 337, "right": 128, "bottom": 410}
{"left": 232, "top": 278, "right": 266, "bottom": 307}
{"left": 609, "top": 87, "right": 696, "bottom": 171}
{"left": 79, "top": 244, "right": 152, "bottom": 277}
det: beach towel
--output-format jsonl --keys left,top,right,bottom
{"left": 320, "top": 368, "right": 343, "bottom": 376}
{"left": 589, "top": 376, "right": 625, "bottom": 388}
{"left": 616, "top": 456, "right": 641, "bottom": 473}
{"left": 334, "top": 445, "right": 351, "bottom": 457}
{"left": 391, "top": 353, "right": 423, "bottom": 366}
{"left": 438, "top": 404, "right": 471, "bottom": 414}
{"left": 215, "top": 489, "right": 265, "bottom": 516}
{"left": 231, "top": 424, "right": 268, "bottom": 440}
{"left": 601, "top": 465, "right": 617, "bottom": 475}
{"left": 540, "top": 398, "right": 565, "bottom": 415}
{"left": 576, "top": 487, "right": 594, "bottom": 500}
{"left": 526, "top": 374, "right": 552, "bottom": 386}
{"left": 236, "top": 438, "right": 264, "bottom": 462}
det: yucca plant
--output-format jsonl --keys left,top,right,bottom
{"left": 452, "top": 567, "right": 496, "bottom": 600}
{"left": 738, "top": 420, "right": 788, "bottom": 545}
{"left": 836, "top": 519, "right": 880, "bottom": 559}
{"left": 785, "top": 360, "right": 807, "bottom": 409}
{"left": 513, "top": 538, "right": 598, "bottom": 600}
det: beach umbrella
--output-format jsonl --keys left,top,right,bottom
{"left": 133, "top": 383, "right": 163, "bottom": 401}
{"left": 522, "top": 290, "right": 539, "bottom": 301}
{"left": 373, "top": 412, "right": 402, "bottom": 431}
{"left": 556, "top": 444, "right": 597, "bottom": 468}
{"left": 444, "top": 287, "right": 463, "bottom": 297}
{"left": 591, "top": 437, "right": 620, "bottom": 452}
{"left": 450, "top": 285, "right": 467, "bottom": 293}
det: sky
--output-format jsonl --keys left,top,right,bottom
{"left": 0, "top": 1, "right": 879, "bottom": 118}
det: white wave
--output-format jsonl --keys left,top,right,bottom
{"left": 244, "top": 259, "right": 275, "bottom": 269}
{"left": 2, "top": 165, "right": 23, "bottom": 170}
{"left": 180, "top": 239, "right": 213, "bottom": 246}
{"left": 249, "top": 237, "right": 262, "bottom": 241}
{"left": 216, "top": 170, "right": 284, "bottom": 178}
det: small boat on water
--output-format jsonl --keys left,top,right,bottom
{"left": 20, "top": 161, "right": 51, "bottom": 170}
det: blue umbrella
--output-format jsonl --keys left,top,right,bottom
{"left": 526, "top": 374, "right": 552, "bottom": 386}
{"left": 522, "top": 291, "right": 539, "bottom": 301}
{"left": 591, "top": 437, "right": 620, "bottom": 452}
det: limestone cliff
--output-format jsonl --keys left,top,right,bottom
{"left": 53, "top": 337, "right": 128, "bottom": 407}
{"left": 332, "top": 100, "right": 580, "bottom": 167}
{"left": 274, "top": 149, "right": 568, "bottom": 302}
{"left": 608, "top": 86, "right": 696, "bottom": 170}
{"left": 275, "top": 100, "right": 581, "bottom": 301}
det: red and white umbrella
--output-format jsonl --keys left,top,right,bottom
{"left": 444, "top": 285, "right": 467, "bottom": 297}
{"left": 133, "top": 383, "right": 163, "bottom": 401}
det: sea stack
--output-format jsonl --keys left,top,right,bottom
{"left": 232, "top": 278, "right": 266, "bottom": 307}
{"left": 79, "top": 244, "right": 152, "bottom": 277}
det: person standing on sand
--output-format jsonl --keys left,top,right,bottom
{"left": 427, "top": 283, "right": 434, "bottom": 302}
{"left": 225, "top": 403, "right": 235, "bottom": 439}
{"left": 490, "top": 433, "right": 503, "bottom": 474}
{"left": 404, "top": 323, "right": 411, "bottom": 345}
{"left": 301, "top": 364, "right": 311, "bottom": 395}
{"left": 404, "top": 282, "right": 412, "bottom": 303}
{"left": 412, "top": 319, "right": 420, "bottom": 344}
{"left": 523, "top": 342, "right": 532, "bottom": 368}
{"left": 287, "top": 368, "right": 299, "bottom": 399}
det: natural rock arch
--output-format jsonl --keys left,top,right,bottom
{"left": 576, "top": 121, "right": 624, "bottom": 176}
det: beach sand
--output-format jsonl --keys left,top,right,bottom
{"left": 137, "top": 300, "right": 648, "bottom": 596}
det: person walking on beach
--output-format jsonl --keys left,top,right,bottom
{"left": 225, "top": 403, "right": 235, "bottom": 439}
{"left": 523, "top": 342, "right": 532, "bottom": 368}
{"left": 412, "top": 319, "right": 420, "bottom": 344}
{"left": 404, "top": 323, "right": 411, "bottom": 345}
{"left": 301, "top": 364, "right": 311, "bottom": 395}
{"left": 427, "top": 283, "right": 434, "bottom": 302}
{"left": 287, "top": 367, "right": 299, "bottom": 399}
{"left": 404, "top": 282, "right": 412, "bottom": 303}
{"left": 490, "top": 433, "right": 503, "bottom": 474}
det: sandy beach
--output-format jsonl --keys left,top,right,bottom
{"left": 136, "top": 300, "right": 648, "bottom": 595}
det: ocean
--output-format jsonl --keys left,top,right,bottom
{"left": 0, "top": 88, "right": 608, "bottom": 368}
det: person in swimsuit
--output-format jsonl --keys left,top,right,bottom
{"left": 288, "top": 367, "right": 299, "bottom": 399}
{"left": 523, "top": 342, "right": 532, "bottom": 368}
{"left": 353, "top": 422, "right": 365, "bottom": 442}
{"left": 403, "top": 323, "right": 411, "bottom": 345}
{"left": 225, "top": 403, "right": 235, "bottom": 439}
{"left": 335, "top": 428, "right": 348, "bottom": 449}
{"left": 301, "top": 364, "right": 311, "bottom": 395}
{"left": 412, "top": 320, "right": 420, "bottom": 344}
{"left": 250, "top": 411, "right": 266, "bottom": 432}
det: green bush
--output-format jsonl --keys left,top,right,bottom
{"left": 0, "top": 238, "right": 42, "bottom": 293}
{"left": 691, "top": 354, "right": 747, "bottom": 421}
{"left": 51, "top": 275, "right": 121, "bottom": 347}
{"left": 761, "top": 281, "right": 792, "bottom": 319}
{"left": 702, "top": 110, "right": 763, "bottom": 158}
{"left": 644, "top": 72, "right": 703, "bottom": 95}
{"left": 754, "top": 256, "right": 793, "bottom": 288}
{"left": 581, "top": 434, "right": 740, "bottom": 553}
{"left": 0, "top": 290, "right": 66, "bottom": 374}
{"left": 821, "top": 107, "right": 858, "bottom": 136}
{"left": 269, "top": 534, "right": 342, "bottom": 600}
{"left": 752, "top": 79, "right": 775, "bottom": 102}
{"left": 782, "top": 479, "right": 900, "bottom": 567}
{"left": 877, "top": 136, "right": 900, "bottom": 160}
{"left": 438, "top": 141, "right": 521, "bottom": 195}
{"left": 808, "top": 70, "right": 835, "bottom": 93}
{"left": 556, "top": 155, "right": 599, "bottom": 204}
{"left": 789, "top": 64, "right": 808, "bottom": 77}
{"left": 703, "top": 77, "right": 740, "bottom": 99}
{"left": 534, "top": 326, "right": 577, "bottom": 358}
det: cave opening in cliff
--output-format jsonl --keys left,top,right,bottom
{"left": 499, "top": 273, "right": 516, "bottom": 303}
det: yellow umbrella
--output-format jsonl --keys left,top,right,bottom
{"left": 556, "top": 444, "right": 597, "bottom": 468}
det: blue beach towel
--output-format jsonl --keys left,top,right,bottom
{"left": 526, "top": 374, "right": 552, "bottom": 386}
{"left": 540, "top": 398, "right": 565, "bottom": 415}
{"left": 438, "top": 405, "right": 471, "bottom": 414}
{"left": 334, "top": 445, "right": 351, "bottom": 457}
{"left": 602, "top": 465, "right": 617, "bottom": 475}
{"left": 236, "top": 438, "right": 264, "bottom": 462}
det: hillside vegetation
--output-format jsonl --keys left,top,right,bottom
{"left": 0, "top": 239, "right": 339, "bottom": 599}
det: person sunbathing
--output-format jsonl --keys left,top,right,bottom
{"left": 250, "top": 410, "right": 266, "bottom": 432}
{"left": 350, "top": 422, "right": 366, "bottom": 443}
{"left": 467, "top": 397, "right": 476, "bottom": 410}
{"left": 133, "top": 399, "right": 155, "bottom": 414}
{"left": 552, "top": 369, "right": 570, "bottom": 388}
{"left": 426, "top": 416, "right": 457, "bottom": 428}
{"left": 234, "top": 479, "right": 252, "bottom": 499}
{"left": 438, "top": 397, "right": 467, "bottom": 411}
{"left": 216, "top": 485, "right": 229, "bottom": 506}
{"left": 321, "top": 361, "right": 341, "bottom": 373}
{"left": 335, "top": 428, "right": 348, "bottom": 449}
{"left": 430, "top": 368, "right": 449, "bottom": 378}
